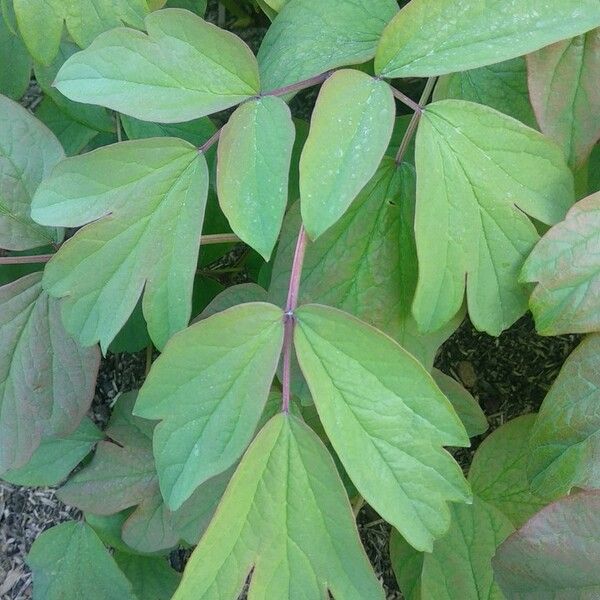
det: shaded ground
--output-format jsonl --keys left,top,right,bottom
{"left": 1, "top": 315, "right": 580, "bottom": 599}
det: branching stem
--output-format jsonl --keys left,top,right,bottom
{"left": 281, "top": 225, "right": 308, "bottom": 413}
{"left": 395, "top": 77, "right": 437, "bottom": 165}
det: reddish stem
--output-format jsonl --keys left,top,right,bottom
{"left": 281, "top": 226, "right": 308, "bottom": 413}
{"left": 391, "top": 87, "right": 422, "bottom": 114}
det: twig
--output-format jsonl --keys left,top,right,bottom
{"left": 0, "top": 233, "right": 241, "bottom": 265}
{"left": 395, "top": 77, "right": 437, "bottom": 165}
{"left": 391, "top": 87, "right": 422, "bottom": 114}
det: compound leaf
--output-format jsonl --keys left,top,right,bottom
{"left": 0, "top": 94, "right": 64, "bottom": 251}
{"left": 433, "top": 58, "right": 536, "bottom": 128}
{"left": 375, "top": 0, "right": 600, "bottom": 78}
{"left": 257, "top": 0, "right": 398, "bottom": 90}
{"left": 54, "top": 8, "right": 260, "bottom": 123}
{"left": 528, "top": 28, "right": 600, "bottom": 168}
{"left": 27, "top": 521, "right": 136, "bottom": 600}
{"left": 469, "top": 414, "right": 549, "bottom": 527}
{"left": 31, "top": 138, "right": 209, "bottom": 352}
{"left": 300, "top": 69, "right": 395, "bottom": 239}
{"left": 1, "top": 417, "right": 102, "bottom": 486}
{"left": 420, "top": 497, "right": 514, "bottom": 600}
{"left": 413, "top": 99, "right": 574, "bottom": 336}
{"left": 294, "top": 304, "right": 471, "bottom": 552}
{"left": 14, "top": 0, "right": 148, "bottom": 65}
{"left": 528, "top": 334, "right": 600, "bottom": 497}
{"left": 493, "top": 490, "right": 600, "bottom": 599}
{"left": 0, "top": 273, "right": 99, "bottom": 473}
{"left": 217, "top": 95, "right": 295, "bottom": 260}
{"left": 522, "top": 191, "right": 600, "bottom": 335}
{"left": 134, "top": 302, "right": 284, "bottom": 510}
{"left": 172, "top": 413, "right": 385, "bottom": 600}
{"left": 270, "top": 160, "right": 461, "bottom": 369}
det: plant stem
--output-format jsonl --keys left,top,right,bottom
{"left": 391, "top": 87, "right": 422, "bottom": 114}
{"left": 0, "top": 233, "right": 242, "bottom": 265}
{"left": 281, "top": 225, "right": 308, "bottom": 413}
{"left": 395, "top": 77, "right": 437, "bottom": 165}
{"left": 268, "top": 70, "right": 334, "bottom": 99}
{"left": 197, "top": 71, "right": 334, "bottom": 154}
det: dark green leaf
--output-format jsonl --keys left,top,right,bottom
{"left": 257, "top": 0, "right": 398, "bottom": 90}
{"left": 433, "top": 58, "right": 536, "bottom": 128}
{"left": 27, "top": 521, "right": 136, "bottom": 600}
{"left": 114, "top": 553, "right": 181, "bottom": 600}
{"left": 469, "top": 414, "right": 549, "bottom": 527}
{"left": 1, "top": 418, "right": 102, "bottom": 486}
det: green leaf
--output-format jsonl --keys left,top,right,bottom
{"left": 31, "top": 138, "right": 209, "bottom": 351}
{"left": 389, "top": 530, "right": 423, "bottom": 600}
{"left": 217, "top": 95, "right": 294, "bottom": 259}
{"left": 114, "top": 553, "right": 181, "bottom": 600}
{"left": 432, "top": 369, "right": 488, "bottom": 438}
{"left": 522, "top": 191, "right": 600, "bottom": 335}
{"left": 0, "top": 246, "right": 50, "bottom": 287}
{"left": 0, "top": 94, "right": 64, "bottom": 251}
{"left": 1, "top": 417, "right": 102, "bottom": 486}
{"left": 35, "top": 97, "right": 100, "bottom": 156}
{"left": 27, "top": 521, "right": 136, "bottom": 600}
{"left": 60, "top": 392, "right": 231, "bottom": 554}
{"left": 413, "top": 99, "right": 574, "bottom": 336}
{"left": 165, "top": 0, "right": 206, "bottom": 16}
{"left": 108, "top": 299, "right": 152, "bottom": 354}
{"left": 134, "top": 302, "right": 284, "bottom": 509}
{"left": 493, "top": 490, "right": 600, "bottom": 599}
{"left": 433, "top": 58, "right": 537, "bottom": 128}
{"left": 33, "top": 39, "right": 115, "bottom": 134}
{"left": 420, "top": 497, "right": 514, "bottom": 600}
{"left": 54, "top": 9, "right": 260, "bottom": 123}
{"left": 14, "top": 0, "right": 148, "bottom": 65}
{"left": 0, "top": 2, "right": 30, "bottom": 99}
{"left": 120, "top": 113, "right": 216, "bottom": 148}
{"left": 469, "top": 415, "right": 549, "bottom": 527}
{"left": 528, "top": 334, "right": 600, "bottom": 497}
{"left": 0, "top": 273, "right": 99, "bottom": 473}
{"left": 270, "top": 159, "right": 461, "bottom": 368}
{"left": 294, "top": 304, "right": 470, "bottom": 551}
{"left": 375, "top": 0, "right": 600, "bottom": 78}
{"left": 257, "top": 0, "right": 398, "bottom": 90}
{"left": 528, "top": 28, "right": 600, "bottom": 168}
{"left": 196, "top": 282, "right": 268, "bottom": 321}
{"left": 300, "top": 69, "right": 395, "bottom": 239}
{"left": 172, "top": 414, "right": 385, "bottom": 599}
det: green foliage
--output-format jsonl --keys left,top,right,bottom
{"left": 1, "top": 1, "right": 599, "bottom": 597}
